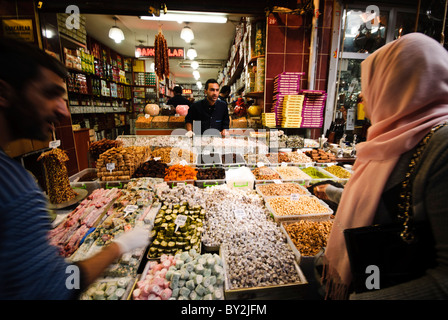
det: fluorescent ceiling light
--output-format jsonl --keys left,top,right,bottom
{"left": 196, "top": 81, "right": 202, "bottom": 89}
{"left": 140, "top": 11, "right": 227, "bottom": 24}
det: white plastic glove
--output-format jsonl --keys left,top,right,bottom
{"left": 113, "top": 226, "right": 150, "bottom": 254}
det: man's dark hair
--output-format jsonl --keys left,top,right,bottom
{"left": 220, "top": 85, "right": 230, "bottom": 95}
{"left": 205, "top": 79, "right": 218, "bottom": 90}
{"left": 173, "top": 86, "right": 183, "bottom": 95}
{"left": 0, "top": 37, "right": 68, "bottom": 93}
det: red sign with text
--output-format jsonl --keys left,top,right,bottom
{"left": 135, "top": 46, "right": 185, "bottom": 59}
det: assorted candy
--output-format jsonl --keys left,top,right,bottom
{"left": 38, "top": 148, "right": 77, "bottom": 204}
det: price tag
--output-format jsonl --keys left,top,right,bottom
{"left": 179, "top": 160, "right": 188, "bottom": 166}
{"left": 203, "top": 149, "right": 211, "bottom": 155}
{"left": 174, "top": 214, "right": 188, "bottom": 232}
{"left": 281, "top": 162, "right": 288, "bottom": 167}
{"left": 49, "top": 140, "right": 61, "bottom": 149}
{"left": 273, "top": 179, "right": 282, "bottom": 184}
{"left": 124, "top": 205, "right": 138, "bottom": 213}
{"left": 153, "top": 157, "right": 161, "bottom": 161}
{"left": 124, "top": 205, "right": 138, "bottom": 217}
{"left": 234, "top": 209, "right": 247, "bottom": 220}
{"left": 106, "top": 163, "right": 115, "bottom": 172}
{"left": 145, "top": 114, "right": 150, "bottom": 119}
{"left": 257, "top": 162, "right": 264, "bottom": 168}
{"left": 291, "top": 194, "right": 300, "bottom": 201}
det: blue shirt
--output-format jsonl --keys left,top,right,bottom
{"left": 0, "top": 149, "right": 81, "bottom": 299}
{"left": 185, "top": 98, "right": 229, "bottom": 135}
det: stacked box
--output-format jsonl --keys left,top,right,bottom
{"left": 262, "top": 113, "right": 276, "bottom": 127}
{"left": 272, "top": 72, "right": 305, "bottom": 126}
{"left": 255, "top": 57, "right": 265, "bottom": 92}
{"left": 300, "top": 90, "right": 327, "bottom": 128}
{"left": 281, "top": 95, "right": 305, "bottom": 128}
{"left": 96, "top": 146, "right": 151, "bottom": 181}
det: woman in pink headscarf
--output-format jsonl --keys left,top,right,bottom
{"left": 319, "top": 33, "right": 448, "bottom": 299}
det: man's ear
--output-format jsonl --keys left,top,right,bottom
{"left": 0, "top": 80, "right": 13, "bottom": 109}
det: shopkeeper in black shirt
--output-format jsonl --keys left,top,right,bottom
{"left": 167, "top": 85, "right": 192, "bottom": 107}
{"left": 185, "top": 79, "right": 230, "bottom": 137}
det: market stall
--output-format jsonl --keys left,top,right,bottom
{"left": 44, "top": 133, "right": 355, "bottom": 300}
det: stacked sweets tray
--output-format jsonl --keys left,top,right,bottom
{"left": 281, "top": 95, "right": 305, "bottom": 128}
{"left": 300, "top": 90, "right": 327, "bottom": 128}
{"left": 272, "top": 72, "right": 304, "bottom": 126}
{"left": 262, "top": 113, "right": 276, "bottom": 127}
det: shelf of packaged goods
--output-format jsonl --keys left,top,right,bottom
{"left": 228, "top": 58, "right": 245, "bottom": 87}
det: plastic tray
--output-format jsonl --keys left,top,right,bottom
{"left": 165, "top": 180, "right": 196, "bottom": 188}
{"left": 69, "top": 168, "right": 99, "bottom": 183}
{"left": 225, "top": 167, "right": 255, "bottom": 190}
{"left": 195, "top": 179, "right": 226, "bottom": 188}
{"left": 220, "top": 153, "right": 246, "bottom": 167}
{"left": 319, "top": 166, "right": 351, "bottom": 185}
{"left": 280, "top": 218, "right": 333, "bottom": 260}
{"left": 270, "top": 166, "right": 312, "bottom": 184}
{"left": 255, "top": 182, "right": 311, "bottom": 199}
{"left": 265, "top": 195, "right": 334, "bottom": 223}
{"left": 196, "top": 152, "right": 223, "bottom": 166}
{"left": 220, "top": 244, "right": 307, "bottom": 300}
{"left": 299, "top": 166, "right": 338, "bottom": 183}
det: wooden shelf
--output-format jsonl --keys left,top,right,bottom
{"left": 244, "top": 91, "right": 264, "bottom": 98}
{"left": 228, "top": 58, "right": 245, "bottom": 87}
{"left": 248, "top": 55, "right": 264, "bottom": 64}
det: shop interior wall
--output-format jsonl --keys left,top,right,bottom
{"left": 39, "top": 12, "right": 79, "bottom": 177}
{"left": 264, "top": 0, "right": 334, "bottom": 139}
{"left": 1, "top": 0, "right": 79, "bottom": 189}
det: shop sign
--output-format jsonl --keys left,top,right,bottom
{"left": 2, "top": 19, "right": 34, "bottom": 42}
{"left": 182, "top": 89, "right": 192, "bottom": 94}
{"left": 135, "top": 46, "right": 185, "bottom": 59}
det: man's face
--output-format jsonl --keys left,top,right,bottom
{"left": 205, "top": 83, "right": 220, "bottom": 104}
{"left": 6, "top": 67, "right": 69, "bottom": 141}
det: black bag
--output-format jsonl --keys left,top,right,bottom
{"left": 344, "top": 221, "right": 436, "bottom": 293}
{"left": 343, "top": 123, "right": 445, "bottom": 294}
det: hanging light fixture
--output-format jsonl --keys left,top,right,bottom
{"left": 180, "top": 23, "right": 194, "bottom": 43}
{"left": 196, "top": 81, "right": 202, "bottom": 89}
{"left": 109, "top": 17, "right": 125, "bottom": 43}
{"left": 191, "top": 61, "right": 199, "bottom": 69}
{"left": 187, "top": 46, "right": 197, "bottom": 60}
{"left": 193, "top": 70, "right": 200, "bottom": 80}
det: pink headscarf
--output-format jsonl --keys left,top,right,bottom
{"left": 324, "top": 33, "right": 448, "bottom": 299}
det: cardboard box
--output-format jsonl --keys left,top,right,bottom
{"left": 4, "top": 139, "right": 34, "bottom": 158}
